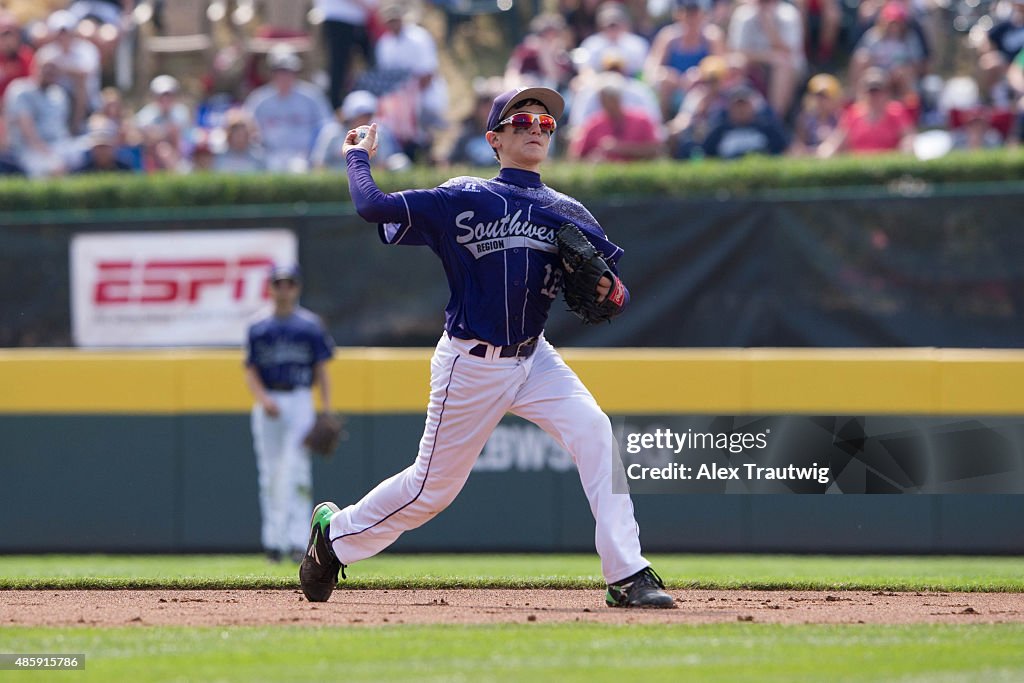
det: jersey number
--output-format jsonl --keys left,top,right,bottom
{"left": 540, "top": 264, "right": 563, "bottom": 300}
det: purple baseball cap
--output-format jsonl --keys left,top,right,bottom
{"left": 486, "top": 86, "right": 565, "bottom": 132}
{"left": 269, "top": 263, "right": 302, "bottom": 282}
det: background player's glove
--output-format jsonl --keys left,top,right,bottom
{"left": 304, "top": 413, "right": 346, "bottom": 458}
{"left": 556, "top": 223, "right": 627, "bottom": 324}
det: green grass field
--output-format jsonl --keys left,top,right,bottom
{"left": 2, "top": 554, "right": 1023, "bottom": 682}
{"left": 2, "top": 553, "right": 1023, "bottom": 591}
{"left": 3, "top": 623, "right": 1023, "bottom": 683}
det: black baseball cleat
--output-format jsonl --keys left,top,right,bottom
{"left": 299, "top": 502, "right": 346, "bottom": 602}
{"left": 605, "top": 566, "right": 676, "bottom": 608}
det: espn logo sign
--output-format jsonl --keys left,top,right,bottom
{"left": 71, "top": 229, "right": 297, "bottom": 347}
{"left": 94, "top": 258, "right": 273, "bottom": 305}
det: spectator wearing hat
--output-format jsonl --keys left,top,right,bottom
{"left": 213, "top": 108, "right": 266, "bottom": 174}
{"left": 568, "top": 73, "right": 663, "bottom": 161}
{"left": 850, "top": 1, "right": 928, "bottom": 101}
{"left": 644, "top": 0, "right": 724, "bottom": 120}
{"left": 73, "top": 117, "right": 133, "bottom": 173}
{"left": 567, "top": 50, "right": 661, "bottom": 131}
{"left": 135, "top": 75, "right": 192, "bottom": 172}
{"left": 702, "top": 82, "right": 788, "bottom": 159}
{"left": 504, "top": 13, "right": 575, "bottom": 93}
{"left": 135, "top": 75, "right": 191, "bottom": 138}
{"left": 314, "top": 0, "right": 377, "bottom": 110}
{"left": 818, "top": 68, "right": 916, "bottom": 157}
{"left": 3, "top": 53, "right": 80, "bottom": 177}
{"left": 372, "top": 3, "right": 448, "bottom": 160}
{"left": 0, "top": 13, "right": 33, "bottom": 101}
{"left": 312, "top": 89, "right": 403, "bottom": 170}
{"left": 243, "top": 45, "right": 333, "bottom": 173}
{"left": 789, "top": 72, "right": 844, "bottom": 156}
{"left": 726, "top": 0, "right": 805, "bottom": 119}
{"left": 576, "top": 2, "right": 650, "bottom": 78}
{"left": 666, "top": 53, "right": 734, "bottom": 158}
{"left": 34, "top": 10, "right": 101, "bottom": 134}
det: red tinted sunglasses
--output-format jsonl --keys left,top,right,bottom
{"left": 495, "top": 112, "right": 557, "bottom": 133}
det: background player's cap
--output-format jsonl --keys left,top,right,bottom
{"left": 487, "top": 87, "right": 565, "bottom": 132}
{"left": 269, "top": 264, "right": 302, "bottom": 282}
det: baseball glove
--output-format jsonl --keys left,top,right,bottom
{"left": 556, "top": 223, "right": 627, "bottom": 324}
{"left": 304, "top": 413, "right": 345, "bottom": 458}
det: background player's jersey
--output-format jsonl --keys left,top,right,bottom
{"left": 246, "top": 307, "right": 335, "bottom": 389}
{"left": 365, "top": 165, "right": 627, "bottom": 346}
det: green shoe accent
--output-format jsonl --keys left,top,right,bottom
{"left": 312, "top": 502, "right": 335, "bottom": 534}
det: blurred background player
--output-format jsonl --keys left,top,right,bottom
{"left": 244, "top": 264, "right": 335, "bottom": 563}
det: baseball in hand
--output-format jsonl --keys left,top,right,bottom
{"left": 355, "top": 125, "right": 378, "bottom": 156}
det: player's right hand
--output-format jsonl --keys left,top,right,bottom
{"left": 262, "top": 397, "right": 281, "bottom": 418}
{"left": 343, "top": 122, "right": 378, "bottom": 159}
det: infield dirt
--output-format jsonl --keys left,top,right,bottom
{"left": 3, "top": 589, "right": 1024, "bottom": 627}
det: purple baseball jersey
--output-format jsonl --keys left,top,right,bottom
{"left": 246, "top": 307, "right": 335, "bottom": 389}
{"left": 346, "top": 150, "right": 628, "bottom": 345}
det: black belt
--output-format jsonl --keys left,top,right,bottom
{"left": 267, "top": 383, "right": 297, "bottom": 391}
{"left": 469, "top": 337, "right": 538, "bottom": 359}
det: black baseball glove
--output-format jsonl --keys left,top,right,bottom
{"left": 556, "top": 223, "right": 627, "bottom": 324}
{"left": 304, "top": 413, "right": 346, "bottom": 458}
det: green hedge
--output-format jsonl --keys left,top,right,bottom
{"left": 1, "top": 149, "right": 1023, "bottom": 211}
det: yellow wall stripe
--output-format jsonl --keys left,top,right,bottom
{"left": 2, "top": 348, "right": 1024, "bottom": 415}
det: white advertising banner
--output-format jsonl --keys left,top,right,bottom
{"left": 71, "top": 229, "right": 297, "bottom": 347}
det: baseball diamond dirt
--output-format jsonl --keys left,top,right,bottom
{"left": 3, "top": 589, "right": 1024, "bottom": 627}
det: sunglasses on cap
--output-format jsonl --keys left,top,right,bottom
{"left": 493, "top": 112, "right": 557, "bottom": 133}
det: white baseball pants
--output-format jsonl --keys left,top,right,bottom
{"left": 251, "top": 388, "right": 315, "bottom": 554}
{"left": 329, "top": 333, "right": 649, "bottom": 584}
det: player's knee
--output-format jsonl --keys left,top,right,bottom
{"left": 416, "top": 478, "right": 462, "bottom": 512}
{"left": 579, "top": 410, "right": 614, "bottom": 447}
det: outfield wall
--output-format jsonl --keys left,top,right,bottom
{"left": 5, "top": 188, "right": 1024, "bottom": 348}
{"left": 2, "top": 348, "right": 1023, "bottom": 553}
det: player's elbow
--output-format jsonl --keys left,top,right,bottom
{"left": 356, "top": 202, "right": 395, "bottom": 224}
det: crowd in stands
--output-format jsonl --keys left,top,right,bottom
{"left": 0, "top": 0, "right": 1020, "bottom": 177}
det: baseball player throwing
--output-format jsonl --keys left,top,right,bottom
{"left": 300, "top": 86, "right": 673, "bottom": 608}
{"left": 245, "top": 264, "right": 335, "bottom": 562}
